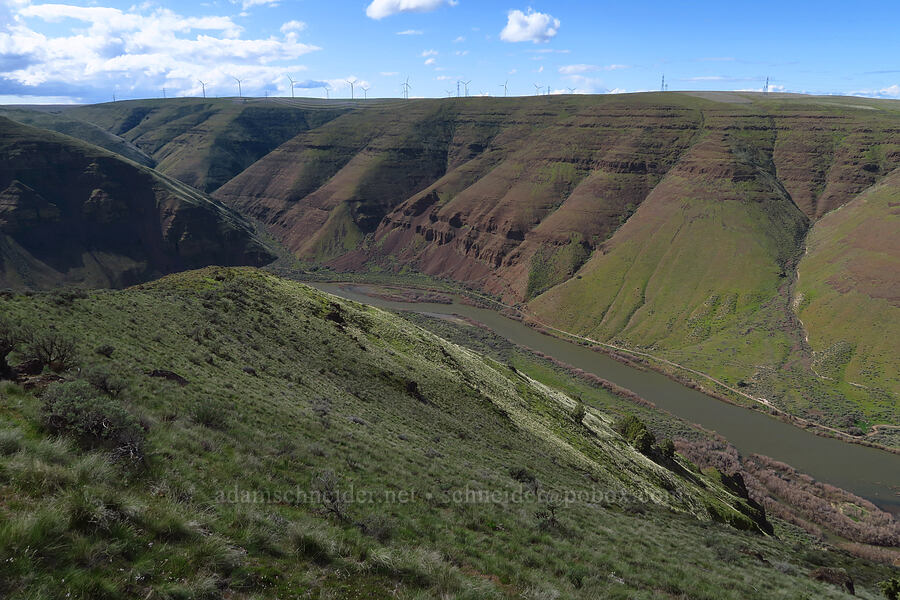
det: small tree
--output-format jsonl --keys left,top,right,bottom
{"left": 613, "top": 415, "right": 656, "bottom": 456}
{"left": 26, "top": 331, "right": 78, "bottom": 372}
{"left": 571, "top": 400, "right": 587, "bottom": 425}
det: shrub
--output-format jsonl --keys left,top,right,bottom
{"left": 880, "top": 577, "right": 900, "bottom": 600}
{"left": 26, "top": 331, "right": 78, "bottom": 372}
{"left": 311, "top": 470, "right": 349, "bottom": 521}
{"left": 83, "top": 364, "right": 127, "bottom": 396}
{"left": 0, "top": 317, "right": 30, "bottom": 378}
{"left": 659, "top": 438, "right": 676, "bottom": 459}
{"left": 571, "top": 401, "right": 587, "bottom": 425}
{"left": 41, "top": 380, "right": 144, "bottom": 460}
{"left": 613, "top": 415, "right": 656, "bottom": 455}
{"left": 94, "top": 344, "right": 115, "bottom": 358}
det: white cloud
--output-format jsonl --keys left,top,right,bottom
{"left": 380, "top": 71, "right": 399, "bottom": 76}
{"left": 849, "top": 84, "right": 900, "bottom": 98}
{"left": 559, "top": 64, "right": 628, "bottom": 74}
{"left": 500, "top": 8, "right": 559, "bottom": 44}
{"left": 396, "top": 29, "right": 423, "bottom": 35}
{"left": 453, "top": 36, "right": 465, "bottom": 43}
{"left": 424, "top": 57, "right": 436, "bottom": 65}
{"left": 365, "top": 0, "right": 457, "bottom": 20}
{"left": 0, "top": 2, "right": 320, "bottom": 101}
{"left": 280, "top": 20, "right": 306, "bottom": 33}
{"left": 421, "top": 49, "right": 438, "bottom": 57}
{"left": 238, "top": 0, "right": 279, "bottom": 9}
{"left": 455, "top": 50, "right": 468, "bottom": 56}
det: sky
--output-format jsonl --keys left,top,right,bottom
{"left": 1, "top": 0, "right": 898, "bottom": 104}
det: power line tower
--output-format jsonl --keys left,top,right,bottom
{"left": 661, "top": 74, "right": 665, "bottom": 92}
{"left": 764, "top": 76, "right": 769, "bottom": 95}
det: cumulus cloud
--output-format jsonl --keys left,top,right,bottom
{"left": 500, "top": 8, "right": 559, "bottom": 44}
{"left": 424, "top": 57, "right": 436, "bottom": 65}
{"left": 559, "top": 64, "right": 628, "bottom": 74}
{"left": 850, "top": 84, "right": 900, "bottom": 98}
{"left": 365, "top": 0, "right": 457, "bottom": 20}
{"left": 240, "top": 0, "right": 280, "bottom": 8}
{"left": 421, "top": 49, "right": 438, "bottom": 57}
{"left": 280, "top": 20, "right": 307, "bottom": 33}
{"left": 0, "top": 1, "right": 320, "bottom": 101}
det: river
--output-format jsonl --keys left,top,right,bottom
{"left": 310, "top": 282, "right": 899, "bottom": 515}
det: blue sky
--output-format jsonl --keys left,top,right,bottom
{"left": 1, "top": 0, "right": 898, "bottom": 103}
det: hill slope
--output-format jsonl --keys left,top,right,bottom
{"left": 0, "top": 107, "right": 155, "bottom": 167}
{"left": 0, "top": 267, "right": 892, "bottom": 599}
{"left": 0, "top": 117, "right": 274, "bottom": 289}
{"left": 65, "top": 99, "right": 349, "bottom": 192}
{"left": 210, "top": 92, "right": 900, "bottom": 432}
{"left": 794, "top": 169, "right": 900, "bottom": 417}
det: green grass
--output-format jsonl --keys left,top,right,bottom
{"left": 0, "top": 266, "right": 894, "bottom": 599}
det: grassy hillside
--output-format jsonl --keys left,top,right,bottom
{"left": 0, "top": 117, "right": 273, "bottom": 289}
{"left": 65, "top": 99, "right": 349, "bottom": 192}
{"left": 1, "top": 267, "right": 892, "bottom": 599}
{"left": 794, "top": 169, "right": 900, "bottom": 423}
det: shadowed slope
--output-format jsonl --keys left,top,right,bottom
{"left": 0, "top": 117, "right": 274, "bottom": 289}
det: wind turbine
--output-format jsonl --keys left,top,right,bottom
{"left": 462, "top": 80, "right": 471, "bottom": 97}
{"left": 499, "top": 80, "right": 508, "bottom": 96}
{"left": 446, "top": 89, "right": 454, "bottom": 97}
{"left": 232, "top": 76, "right": 243, "bottom": 98}
{"left": 361, "top": 86, "right": 369, "bottom": 99}
{"left": 287, "top": 75, "right": 295, "bottom": 98}
{"left": 533, "top": 83, "right": 542, "bottom": 96}
{"left": 198, "top": 80, "right": 207, "bottom": 98}
{"left": 456, "top": 80, "right": 461, "bottom": 97}
{"left": 323, "top": 86, "right": 329, "bottom": 100}
{"left": 567, "top": 87, "right": 576, "bottom": 94}
{"left": 347, "top": 78, "right": 356, "bottom": 99}
{"left": 402, "top": 77, "right": 411, "bottom": 100}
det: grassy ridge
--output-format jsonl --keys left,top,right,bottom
{"left": 1, "top": 267, "right": 890, "bottom": 598}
